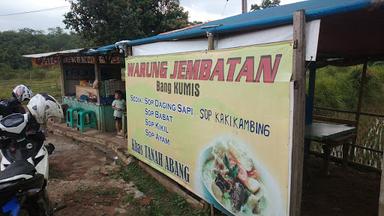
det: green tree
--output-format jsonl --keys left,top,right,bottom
{"left": 63, "top": 0, "right": 189, "bottom": 46}
{"left": 47, "top": 27, "right": 86, "bottom": 50}
{"left": 251, "top": 0, "right": 280, "bottom": 11}
{"left": 0, "top": 27, "right": 83, "bottom": 70}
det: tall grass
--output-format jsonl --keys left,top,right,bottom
{"left": 314, "top": 64, "right": 384, "bottom": 114}
{"left": 312, "top": 64, "right": 384, "bottom": 169}
{"left": 0, "top": 67, "right": 61, "bottom": 100}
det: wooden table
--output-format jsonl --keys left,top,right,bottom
{"left": 305, "top": 122, "right": 356, "bottom": 174}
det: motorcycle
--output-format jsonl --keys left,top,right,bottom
{"left": 0, "top": 113, "right": 55, "bottom": 216}
{"left": 0, "top": 98, "right": 25, "bottom": 121}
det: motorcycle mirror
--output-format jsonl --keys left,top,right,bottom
{"left": 46, "top": 143, "right": 55, "bottom": 155}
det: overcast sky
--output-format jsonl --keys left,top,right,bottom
{"left": 0, "top": 0, "right": 304, "bottom": 32}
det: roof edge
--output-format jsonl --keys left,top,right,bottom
{"left": 125, "top": 0, "right": 373, "bottom": 47}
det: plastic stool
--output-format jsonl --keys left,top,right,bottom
{"left": 76, "top": 110, "right": 97, "bottom": 132}
{"left": 66, "top": 107, "right": 83, "bottom": 128}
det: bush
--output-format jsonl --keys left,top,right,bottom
{"left": 15, "top": 68, "right": 54, "bottom": 80}
{"left": 32, "top": 69, "right": 47, "bottom": 80}
{"left": 314, "top": 64, "right": 384, "bottom": 113}
{"left": 0, "top": 70, "right": 17, "bottom": 80}
{"left": 15, "top": 68, "right": 60, "bottom": 80}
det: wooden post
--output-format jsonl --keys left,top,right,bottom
{"left": 207, "top": 33, "right": 214, "bottom": 51}
{"left": 210, "top": 204, "right": 215, "bottom": 216}
{"left": 379, "top": 154, "right": 384, "bottom": 216}
{"left": 94, "top": 55, "right": 101, "bottom": 104}
{"left": 126, "top": 46, "right": 133, "bottom": 57}
{"left": 124, "top": 46, "right": 132, "bottom": 136}
{"left": 290, "top": 10, "right": 306, "bottom": 216}
{"left": 307, "top": 62, "right": 316, "bottom": 124}
{"left": 59, "top": 56, "right": 65, "bottom": 98}
{"left": 94, "top": 55, "right": 104, "bottom": 131}
{"left": 207, "top": 32, "right": 215, "bottom": 215}
{"left": 355, "top": 61, "right": 368, "bottom": 132}
{"left": 349, "top": 61, "right": 368, "bottom": 160}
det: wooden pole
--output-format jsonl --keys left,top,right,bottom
{"left": 207, "top": 32, "right": 215, "bottom": 215}
{"left": 94, "top": 55, "right": 101, "bottom": 104}
{"left": 123, "top": 46, "right": 132, "bottom": 136}
{"left": 126, "top": 46, "right": 133, "bottom": 57}
{"left": 349, "top": 61, "right": 368, "bottom": 161}
{"left": 94, "top": 55, "right": 104, "bottom": 131}
{"left": 59, "top": 56, "right": 65, "bottom": 98}
{"left": 307, "top": 62, "right": 316, "bottom": 124}
{"left": 210, "top": 204, "right": 215, "bottom": 216}
{"left": 355, "top": 61, "right": 368, "bottom": 131}
{"left": 207, "top": 33, "right": 214, "bottom": 51}
{"left": 379, "top": 155, "right": 384, "bottom": 216}
{"left": 290, "top": 10, "right": 306, "bottom": 216}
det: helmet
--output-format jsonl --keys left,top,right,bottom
{"left": 27, "top": 93, "right": 63, "bottom": 124}
{"left": 12, "top": 85, "right": 33, "bottom": 102}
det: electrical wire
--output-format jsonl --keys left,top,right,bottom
{"left": 0, "top": 6, "right": 69, "bottom": 17}
{"left": 221, "top": 0, "right": 229, "bottom": 16}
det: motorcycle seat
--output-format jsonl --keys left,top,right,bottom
{"left": 0, "top": 160, "right": 35, "bottom": 184}
{"left": 0, "top": 113, "right": 24, "bottom": 128}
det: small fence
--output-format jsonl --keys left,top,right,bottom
{"left": 312, "top": 107, "right": 384, "bottom": 170}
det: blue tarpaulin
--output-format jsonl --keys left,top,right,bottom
{"left": 25, "top": 0, "right": 381, "bottom": 56}
{"left": 86, "top": 44, "right": 118, "bottom": 55}
{"left": 124, "top": 0, "right": 376, "bottom": 46}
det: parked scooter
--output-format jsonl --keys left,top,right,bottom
{"left": 0, "top": 144, "right": 54, "bottom": 216}
{"left": 0, "top": 93, "right": 63, "bottom": 216}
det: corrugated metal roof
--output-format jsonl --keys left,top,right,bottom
{"left": 123, "top": 0, "right": 378, "bottom": 46}
{"left": 23, "top": 48, "right": 85, "bottom": 58}
{"left": 23, "top": 44, "right": 120, "bottom": 58}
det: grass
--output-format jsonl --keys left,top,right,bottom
{"left": 117, "top": 162, "right": 209, "bottom": 216}
{"left": 0, "top": 68, "right": 62, "bottom": 101}
{"left": 122, "top": 194, "right": 135, "bottom": 204}
{"left": 310, "top": 65, "right": 384, "bottom": 169}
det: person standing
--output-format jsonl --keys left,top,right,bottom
{"left": 112, "top": 90, "right": 125, "bottom": 136}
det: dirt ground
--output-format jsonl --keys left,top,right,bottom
{"left": 47, "top": 135, "right": 144, "bottom": 216}
{"left": 45, "top": 134, "right": 381, "bottom": 216}
{"left": 301, "top": 156, "right": 380, "bottom": 216}
{"left": 46, "top": 134, "right": 207, "bottom": 216}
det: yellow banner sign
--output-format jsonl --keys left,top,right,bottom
{"left": 126, "top": 42, "right": 293, "bottom": 216}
